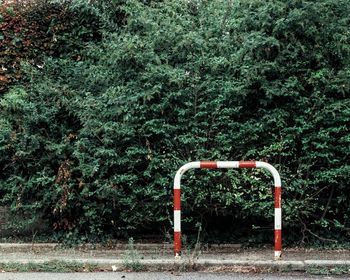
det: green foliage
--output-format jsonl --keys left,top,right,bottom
{"left": 307, "top": 265, "right": 350, "bottom": 275}
{"left": 0, "top": 0, "right": 119, "bottom": 93}
{"left": 0, "top": 0, "right": 349, "bottom": 244}
{"left": 123, "top": 237, "right": 144, "bottom": 271}
{"left": 0, "top": 261, "right": 98, "bottom": 272}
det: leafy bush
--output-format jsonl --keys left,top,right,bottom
{"left": 0, "top": 0, "right": 117, "bottom": 94}
{"left": 0, "top": 0, "right": 349, "bottom": 244}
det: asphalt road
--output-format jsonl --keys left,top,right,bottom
{"left": 0, "top": 273, "right": 347, "bottom": 280}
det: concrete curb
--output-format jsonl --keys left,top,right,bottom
{"left": 1, "top": 258, "right": 350, "bottom": 271}
{"left": 304, "top": 260, "right": 350, "bottom": 266}
{"left": 0, "top": 243, "right": 349, "bottom": 272}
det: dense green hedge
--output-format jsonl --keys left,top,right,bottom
{"left": 0, "top": 0, "right": 349, "bottom": 244}
{"left": 0, "top": 0, "right": 117, "bottom": 94}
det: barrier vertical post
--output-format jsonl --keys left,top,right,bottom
{"left": 173, "top": 161, "right": 282, "bottom": 260}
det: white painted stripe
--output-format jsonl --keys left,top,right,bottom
{"left": 275, "top": 208, "right": 282, "bottom": 230}
{"left": 256, "top": 161, "right": 282, "bottom": 187}
{"left": 174, "top": 162, "right": 200, "bottom": 189}
{"left": 181, "top": 161, "right": 200, "bottom": 171}
{"left": 174, "top": 210, "right": 181, "bottom": 232}
{"left": 275, "top": 251, "right": 282, "bottom": 259}
{"left": 217, "top": 161, "right": 239, "bottom": 168}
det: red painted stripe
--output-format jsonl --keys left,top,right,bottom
{"left": 174, "top": 189, "right": 181, "bottom": 210}
{"left": 239, "top": 161, "right": 256, "bottom": 168}
{"left": 200, "top": 161, "right": 218, "bottom": 169}
{"left": 174, "top": 231, "right": 181, "bottom": 255}
{"left": 274, "top": 229, "right": 282, "bottom": 251}
{"left": 274, "top": 187, "right": 281, "bottom": 208}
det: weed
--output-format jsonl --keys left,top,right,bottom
{"left": 307, "top": 265, "right": 350, "bottom": 275}
{"left": 0, "top": 261, "right": 98, "bottom": 272}
{"left": 122, "top": 237, "right": 144, "bottom": 271}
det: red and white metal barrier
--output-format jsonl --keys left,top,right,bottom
{"left": 173, "top": 161, "right": 282, "bottom": 260}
